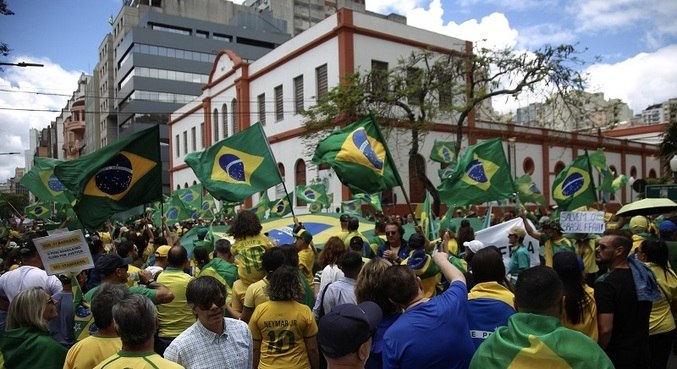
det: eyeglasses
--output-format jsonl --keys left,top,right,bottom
{"left": 196, "top": 297, "right": 226, "bottom": 310}
{"left": 386, "top": 231, "right": 398, "bottom": 236}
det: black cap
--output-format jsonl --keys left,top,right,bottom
{"left": 318, "top": 302, "right": 382, "bottom": 358}
{"left": 95, "top": 253, "right": 133, "bottom": 276}
{"left": 339, "top": 214, "right": 350, "bottom": 222}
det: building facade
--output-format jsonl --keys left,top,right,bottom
{"left": 168, "top": 9, "right": 662, "bottom": 214}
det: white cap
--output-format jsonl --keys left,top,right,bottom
{"left": 464, "top": 240, "right": 486, "bottom": 253}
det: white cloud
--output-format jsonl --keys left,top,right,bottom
{"left": 0, "top": 55, "right": 80, "bottom": 181}
{"left": 584, "top": 44, "right": 677, "bottom": 113}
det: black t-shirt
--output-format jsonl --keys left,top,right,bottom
{"left": 594, "top": 268, "right": 651, "bottom": 369}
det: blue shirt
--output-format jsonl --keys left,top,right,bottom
{"left": 383, "top": 281, "right": 475, "bottom": 369}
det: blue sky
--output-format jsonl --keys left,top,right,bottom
{"left": 0, "top": 0, "right": 675, "bottom": 181}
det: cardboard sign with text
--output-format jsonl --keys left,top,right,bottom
{"left": 33, "top": 230, "right": 93, "bottom": 275}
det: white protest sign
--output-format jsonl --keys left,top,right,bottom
{"left": 474, "top": 217, "right": 540, "bottom": 270}
{"left": 559, "top": 211, "right": 605, "bottom": 234}
{"left": 33, "top": 230, "right": 94, "bottom": 275}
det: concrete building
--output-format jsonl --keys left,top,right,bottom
{"left": 242, "top": 0, "right": 405, "bottom": 36}
{"left": 168, "top": 9, "right": 661, "bottom": 214}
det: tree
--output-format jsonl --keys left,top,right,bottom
{"left": 301, "top": 44, "right": 586, "bottom": 214}
{"left": 0, "top": 0, "right": 14, "bottom": 58}
{"left": 659, "top": 121, "right": 677, "bottom": 175}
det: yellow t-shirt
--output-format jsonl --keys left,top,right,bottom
{"left": 646, "top": 262, "right": 677, "bottom": 335}
{"left": 575, "top": 237, "right": 600, "bottom": 275}
{"left": 298, "top": 248, "right": 315, "bottom": 286}
{"left": 64, "top": 335, "right": 122, "bottom": 369}
{"left": 127, "top": 264, "right": 141, "bottom": 287}
{"left": 231, "top": 279, "right": 247, "bottom": 313}
{"left": 156, "top": 268, "right": 195, "bottom": 338}
{"left": 249, "top": 300, "right": 318, "bottom": 369}
{"left": 93, "top": 352, "right": 184, "bottom": 369}
{"left": 561, "top": 284, "right": 598, "bottom": 342}
{"left": 232, "top": 233, "right": 272, "bottom": 285}
{"left": 243, "top": 277, "right": 270, "bottom": 309}
{"left": 341, "top": 231, "right": 368, "bottom": 249}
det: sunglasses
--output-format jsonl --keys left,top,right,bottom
{"left": 196, "top": 297, "right": 226, "bottom": 310}
{"left": 386, "top": 231, "right": 398, "bottom": 236}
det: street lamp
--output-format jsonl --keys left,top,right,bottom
{"left": 670, "top": 155, "right": 677, "bottom": 184}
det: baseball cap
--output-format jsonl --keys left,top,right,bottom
{"left": 294, "top": 229, "right": 313, "bottom": 244}
{"left": 19, "top": 239, "right": 38, "bottom": 254}
{"left": 96, "top": 253, "right": 133, "bottom": 276}
{"left": 508, "top": 226, "right": 526, "bottom": 239}
{"left": 659, "top": 220, "right": 677, "bottom": 234}
{"left": 629, "top": 216, "right": 648, "bottom": 233}
{"left": 318, "top": 302, "right": 383, "bottom": 358}
{"left": 339, "top": 214, "right": 350, "bottom": 222}
{"left": 155, "top": 245, "right": 171, "bottom": 258}
{"left": 464, "top": 240, "right": 486, "bottom": 253}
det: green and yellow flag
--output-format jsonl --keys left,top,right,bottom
{"left": 308, "top": 202, "right": 323, "bottom": 213}
{"left": 588, "top": 148, "right": 628, "bottom": 194}
{"left": 341, "top": 199, "right": 362, "bottom": 217}
{"left": 25, "top": 202, "right": 51, "bottom": 220}
{"left": 312, "top": 115, "right": 403, "bottom": 194}
{"left": 245, "top": 192, "right": 271, "bottom": 220}
{"left": 54, "top": 125, "right": 162, "bottom": 229}
{"left": 353, "top": 192, "right": 383, "bottom": 212}
{"left": 200, "top": 192, "right": 217, "bottom": 220}
{"left": 438, "top": 138, "right": 515, "bottom": 207}
{"left": 552, "top": 152, "right": 597, "bottom": 211}
{"left": 174, "top": 185, "right": 202, "bottom": 212}
{"left": 429, "top": 141, "right": 456, "bottom": 164}
{"left": 20, "top": 157, "right": 72, "bottom": 204}
{"left": 269, "top": 192, "right": 293, "bottom": 218}
{"left": 515, "top": 174, "right": 546, "bottom": 206}
{"left": 185, "top": 122, "right": 282, "bottom": 202}
{"left": 295, "top": 184, "right": 329, "bottom": 207}
{"left": 421, "top": 191, "right": 437, "bottom": 241}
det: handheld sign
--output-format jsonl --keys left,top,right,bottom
{"left": 32, "top": 230, "right": 94, "bottom": 275}
{"left": 560, "top": 211, "right": 605, "bottom": 234}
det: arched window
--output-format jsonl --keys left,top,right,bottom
{"left": 231, "top": 98, "right": 239, "bottom": 134}
{"left": 177, "top": 184, "right": 181, "bottom": 190}
{"left": 608, "top": 165, "right": 618, "bottom": 201}
{"left": 213, "top": 108, "right": 219, "bottom": 141}
{"left": 648, "top": 169, "right": 657, "bottom": 178}
{"left": 295, "top": 159, "right": 306, "bottom": 206}
{"left": 523, "top": 157, "right": 535, "bottom": 175}
{"left": 554, "top": 161, "right": 565, "bottom": 175}
{"left": 408, "top": 154, "right": 426, "bottom": 203}
{"left": 630, "top": 166, "right": 637, "bottom": 178}
{"left": 184, "top": 183, "right": 189, "bottom": 189}
{"left": 221, "top": 103, "right": 228, "bottom": 138}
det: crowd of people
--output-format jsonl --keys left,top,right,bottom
{"left": 0, "top": 205, "right": 676, "bottom": 369}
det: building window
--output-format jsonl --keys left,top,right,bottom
{"left": 231, "top": 98, "right": 239, "bottom": 134}
{"left": 191, "top": 127, "right": 196, "bottom": 151}
{"left": 295, "top": 159, "right": 306, "bottom": 206}
{"left": 554, "top": 161, "right": 565, "bottom": 175}
{"left": 274, "top": 85, "right": 284, "bottom": 122}
{"left": 523, "top": 157, "right": 535, "bottom": 175}
{"left": 408, "top": 154, "right": 425, "bottom": 203}
{"left": 183, "top": 131, "right": 188, "bottom": 155}
{"left": 293, "top": 75, "right": 304, "bottom": 114}
{"left": 258, "top": 93, "right": 266, "bottom": 125}
{"left": 175, "top": 134, "right": 180, "bottom": 157}
{"left": 316, "top": 64, "right": 328, "bottom": 101}
{"left": 200, "top": 123, "right": 205, "bottom": 148}
{"left": 371, "top": 60, "right": 388, "bottom": 95}
{"left": 196, "top": 30, "right": 208, "bottom": 38}
{"left": 221, "top": 104, "right": 228, "bottom": 139}
{"left": 213, "top": 108, "right": 219, "bottom": 141}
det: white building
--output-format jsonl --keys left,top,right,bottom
{"left": 170, "top": 9, "right": 661, "bottom": 214}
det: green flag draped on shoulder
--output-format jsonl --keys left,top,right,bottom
{"left": 20, "top": 157, "right": 73, "bottom": 204}
{"left": 552, "top": 152, "right": 597, "bottom": 211}
{"left": 185, "top": 122, "right": 282, "bottom": 202}
{"left": 438, "top": 138, "right": 515, "bottom": 207}
{"left": 312, "top": 115, "right": 403, "bottom": 194}
{"left": 54, "top": 125, "right": 162, "bottom": 230}
{"left": 295, "top": 184, "right": 329, "bottom": 207}
{"left": 429, "top": 141, "right": 456, "bottom": 164}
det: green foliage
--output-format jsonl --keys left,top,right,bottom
{"left": 659, "top": 122, "right": 677, "bottom": 175}
{"left": 0, "top": 193, "right": 28, "bottom": 219}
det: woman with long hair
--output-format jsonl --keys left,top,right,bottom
{"left": 456, "top": 219, "right": 475, "bottom": 254}
{"left": 467, "top": 246, "right": 516, "bottom": 349}
{"left": 312, "top": 237, "right": 346, "bottom": 297}
{"left": 248, "top": 265, "right": 319, "bottom": 369}
{"left": 355, "top": 257, "right": 396, "bottom": 369}
{"left": 552, "top": 251, "right": 598, "bottom": 341}
{"left": 1, "top": 287, "right": 67, "bottom": 369}
{"left": 637, "top": 239, "right": 677, "bottom": 369}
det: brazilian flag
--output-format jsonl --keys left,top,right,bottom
{"left": 185, "top": 122, "right": 282, "bottom": 202}
{"left": 269, "top": 192, "right": 293, "bottom": 218}
{"left": 200, "top": 192, "right": 217, "bottom": 220}
{"left": 552, "top": 152, "right": 597, "bottom": 211}
{"left": 429, "top": 141, "right": 456, "bottom": 164}
{"left": 20, "top": 157, "right": 73, "bottom": 204}
{"left": 295, "top": 184, "right": 329, "bottom": 207}
{"left": 174, "top": 185, "right": 202, "bottom": 212}
{"left": 421, "top": 191, "right": 437, "bottom": 241}
{"left": 308, "top": 202, "right": 323, "bottom": 213}
{"left": 353, "top": 192, "right": 383, "bottom": 212}
{"left": 438, "top": 138, "right": 515, "bottom": 207}
{"left": 245, "top": 192, "right": 271, "bottom": 220}
{"left": 54, "top": 125, "right": 162, "bottom": 230}
{"left": 515, "top": 174, "right": 546, "bottom": 206}
{"left": 341, "top": 199, "right": 362, "bottom": 217}
{"left": 163, "top": 195, "right": 193, "bottom": 223}
{"left": 25, "top": 202, "right": 52, "bottom": 220}
{"left": 588, "top": 149, "right": 628, "bottom": 194}
{"left": 312, "top": 115, "right": 403, "bottom": 194}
